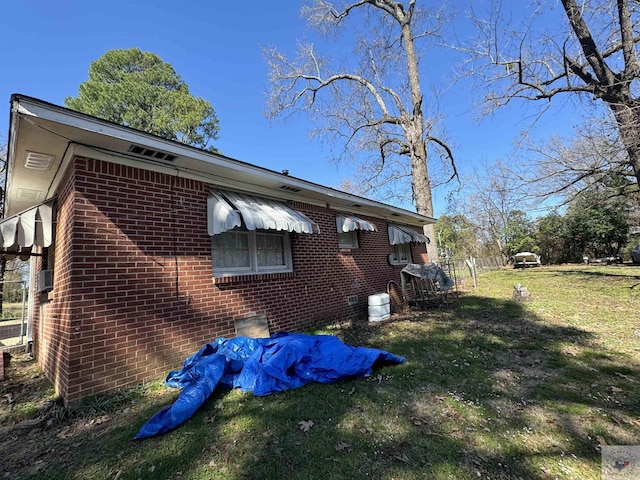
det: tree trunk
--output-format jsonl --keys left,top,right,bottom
{"left": 407, "top": 132, "right": 439, "bottom": 262}
{"left": 561, "top": 0, "right": 640, "bottom": 189}
{"left": 609, "top": 100, "right": 640, "bottom": 188}
{"left": 400, "top": 7, "right": 439, "bottom": 263}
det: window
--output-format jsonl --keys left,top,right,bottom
{"left": 212, "top": 230, "right": 251, "bottom": 270}
{"left": 390, "top": 243, "right": 412, "bottom": 265}
{"left": 212, "top": 228, "right": 292, "bottom": 275}
{"left": 335, "top": 214, "right": 375, "bottom": 249}
{"left": 338, "top": 231, "right": 359, "bottom": 249}
{"left": 387, "top": 223, "right": 426, "bottom": 265}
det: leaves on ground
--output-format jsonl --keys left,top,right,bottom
{"left": 298, "top": 420, "right": 314, "bottom": 432}
{"left": 334, "top": 441, "right": 350, "bottom": 451}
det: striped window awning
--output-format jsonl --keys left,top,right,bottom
{"left": 388, "top": 223, "right": 429, "bottom": 245}
{"left": 208, "top": 190, "right": 320, "bottom": 235}
{"left": 336, "top": 214, "right": 377, "bottom": 233}
{"left": 0, "top": 200, "right": 54, "bottom": 256}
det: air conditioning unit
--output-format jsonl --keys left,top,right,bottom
{"left": 37, "top": 270, "right": 54, "bottom": 293}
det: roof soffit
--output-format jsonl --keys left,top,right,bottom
{"left": 7, "top": 95, "right": 435, "bottom": 226}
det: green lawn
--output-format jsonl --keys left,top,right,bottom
{"left": 1, "top": 264, "right": 639, "bottom": 479}
{"left": 0, "top": 302, "right": 26, "bottom": 321}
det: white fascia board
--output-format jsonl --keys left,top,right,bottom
{"left": 13, "top": 95, "right": 434, "bottom": 226}
{"left": 5, "top": 106, "right": 22, "bottom": 215}
{"left": 14, "top": 98, "right": 188, "bottom": 157}
{"left": 14, "top": 96, "right": 294, "bottom": 178}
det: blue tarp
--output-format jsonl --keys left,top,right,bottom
{"left": 134, "top": 332, "right": 405, "bottom": 439}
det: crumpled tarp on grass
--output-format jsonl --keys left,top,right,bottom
{"left": 134, "top": 332, "right": 405, "bottom": 439}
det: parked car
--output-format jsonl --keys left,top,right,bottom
{"left": 632, "top": 245, "right": 640, "bottom": 264}
{"left": 513, "top": 252, "right": 541, "bottom": 268}
{"left": 587, "top": 254, "right": 624, "bottom": 265}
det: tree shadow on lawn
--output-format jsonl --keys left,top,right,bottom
{"left": 88, "top": 295, "right": 640, "bottom": 479}
{"left": 138, "top": 292, "right": 634, "bottom": 479}
{"left": 540, "top": 267, "right": 640, "bottom": 282}
{"left": 4, "top": 292, "right": 639, "bottom": 479}
{"left": 302, "top": 293, "right": 640, "bottom": 479}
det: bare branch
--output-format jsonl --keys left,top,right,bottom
{"left": 426, "top": 135, "right": 458, "bottom": 183}
{"left": 617, "top": 0, "right": 640, "bottom": 80}
{"left": 460, "top": 1, "right": 640, "bottom": 190}
{"left": 561, "top": 0, "right": 616, "bottom": 85}
{"left": 265, "top": 1, "right": 458, "bottom": 234}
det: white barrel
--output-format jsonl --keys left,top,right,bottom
{"left": 368, "top": 293, "right": 390, "bottom": 322}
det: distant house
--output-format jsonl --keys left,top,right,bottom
{"left": 3, "top": 95, "right": 433, "bottom": 404}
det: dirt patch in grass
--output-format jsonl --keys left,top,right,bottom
{"left": 1, "top": 353, "right": 61, "bottom": 475}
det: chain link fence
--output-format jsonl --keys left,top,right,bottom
{"left": 437, "top": 256, "right": 504, "bottom": 289}
{"left": 0, "top": 281, "right": 28, "bottom": 349}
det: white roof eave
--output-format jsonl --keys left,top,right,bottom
{"left": 9, "top": 94, "right": 435, "bottom": 227}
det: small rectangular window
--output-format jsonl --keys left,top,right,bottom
{"left": 338, "top": 231, "right": 359, "bottom": 249}
{"left": 390, "top": 243, "right": 412, "bottom": 265}
{"left": 212, "top": 231, "right": 251, "bottom": 270}
{"left": 256, "top": 232, "right": 287, "bottom": 267}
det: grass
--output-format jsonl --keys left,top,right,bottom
{"left": 0, "top": 302, "right": 26, "bottom": 321}
{"left": 1, "top": 264, "right": 639, "bottom": 479}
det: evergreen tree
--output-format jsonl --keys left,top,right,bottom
{"left": 66, "top": 48, "right": 220, "bottom": 151}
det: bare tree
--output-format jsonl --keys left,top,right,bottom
{"left": 463, "top": 0, "right": 640, "bottom": 191}
{"left": 450, "top": 160, "right": 529, "bottom": 261}
{"left": 516, "top": 119, "right": 639, "bottom": 205}
{"left": 264, "top": 0, "right": 458, "bottom": 261}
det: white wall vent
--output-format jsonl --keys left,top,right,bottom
{"left": 17, "top": 188, "right": 42, "bottom": 201}
{"left": 37, "top": 270, "right": 54, "bottom": 293}
{"left": 25, "top": 151, "right": 54, "bottom": 170}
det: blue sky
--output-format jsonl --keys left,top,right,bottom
{"left": 0, "top": 1, "right": 581, "bottom": 216}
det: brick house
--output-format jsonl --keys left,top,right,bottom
{"left": 3, "top": 95, "right": 433, "bottom": 404}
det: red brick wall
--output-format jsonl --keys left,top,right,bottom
{"left": 32, "top": 159, "right": 77, "bottom": 400}
{"left": 34, "top": 156, "right": 429, "bottom": 403}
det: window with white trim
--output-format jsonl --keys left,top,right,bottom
{"left": 212, "top": 228, "right": 292, "bottom": 275}
{"left": 390, "top": 243, "right": 412, "bottom": 265}
{"left": 338, "top": 230, "right": 359, "bottom": 249}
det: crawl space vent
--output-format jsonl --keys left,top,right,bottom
{"left": 128, "top": 145, "right": 178, "bottom": 162}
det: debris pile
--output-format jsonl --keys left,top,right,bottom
{"left": 512, "top": 283, "right": 531, "bottom": 302}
